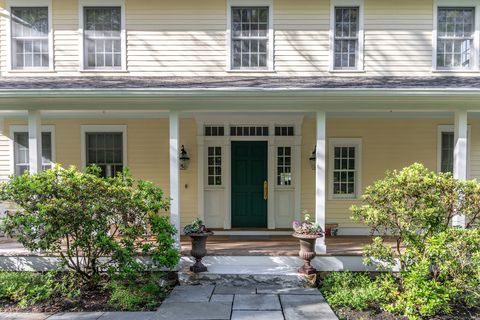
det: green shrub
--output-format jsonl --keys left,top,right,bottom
{"left": 0, "top": 271, "right": 79, "bottom": 307}
{"left": 0, "top": 166, "right": 180, "bottom": 286}
{"left": 107, "top": 273, "right": 169, "bottom": 311}
{"left": 351, "top": 164, "right": 480, "bottom": 319}
{"left": 320, "top": 272, "right": 394, "bottom": 311}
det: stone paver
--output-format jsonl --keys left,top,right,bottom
{"left": 231, "top": 311, "right": 284, "bottom": 320}
{"left": 257, "top": 286, "right": 321, "bottom": 295}
{"left": 233, "top": 294, "right": 281, "bottom": 311}
{"left": 210, "top": 294, "right": 234, "bottom": 304}
{"left": 47, "top": 312, "right": 104, "bottom": 320}
{"left": 163, "top": 285, "right": 215, "bottom": 303}
{"left": 98, "top": 312, "right": 157, "bottom": 320}
{"left": 214, "top": 286, "right": 256, "bottom": 294}
{"left": 280, "top": 295, "right": 337, "bottom": 320}
{"left": 0, "top": 313, "right": 52, "bottom": 320}
{"left": 156, "top": 302, "right": 231, "bottom": 320}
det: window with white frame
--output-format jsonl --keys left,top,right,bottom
{"left": 207, "top": 146, "right": 222, "bottom": 186}
{"left": 86, "top": 132, "right": 123, "bottom": 177}
{"left": 437, "top": 125, "right": 470, "bottom": 174}
{"left": 12, "top": 129, "right": 53, "bottom": 176}
{"left": 11, "top": 6, "right": 49, "bottom": 69}
{"left": 277, "top": 146, "right": 292, "bottom": 186}
{"left": 436, "top": 7, "right": 475, "bottom": 69}
{"left": 231, "top": 7, "right": 269, "bottom": 69}
{"left": 333, "top": 7, "right": 359, "bottom": 69}
{"left": 440, "top": 131, "right": 455, "bottom": 172}
{"left": 329, "top": 139, "right": 361, "bottom": 199}
{"left": 83, "top": 6, "right": 122, "bottom": 69}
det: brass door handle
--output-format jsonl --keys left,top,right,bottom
{"left": 264, "top": 180, "right": 268, "bottom": 200}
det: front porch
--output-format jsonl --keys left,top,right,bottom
{"left": 0, "top": 235, "right": 397, "bottom": 257}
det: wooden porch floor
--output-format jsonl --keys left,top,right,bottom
{"left": 180, "top": 235, "right": 396, "bottom": 256}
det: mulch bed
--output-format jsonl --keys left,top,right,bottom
{"left": 334, "top": 306, "right": 480, "bottom": 320}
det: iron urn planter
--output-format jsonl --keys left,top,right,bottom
{"left": 293, "top": 233, "right": 322, "bottom": 275}
{"left": 188, "top": 232, "right": 213, "bottom": 273}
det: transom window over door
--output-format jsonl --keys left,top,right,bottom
{"left": 231, "top": 7, "right": 269, "bottom": 69}
{"left": 436, "top": 7, "right": 475, "bottom": 69}
{"left": 86, "top": 132, "right": 123, "bottom": 177}
{"left": 84, "top": 6, "right": 122, "bottom": 69}
{"left": 13, "top": 131, "right": 53, "bottom": 176}
{"left": 11, "top": 6, "right": 49, "bottom": 69}
{"left": 334, "top": 7, "right": 359, "bottom": 69}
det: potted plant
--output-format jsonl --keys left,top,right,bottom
{"left": 292, "top": 211, "right": 324, "bottom": 275}
{"left": 184, "top": 218, "right": 213, "bottom": 273}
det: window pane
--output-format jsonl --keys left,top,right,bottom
{"left": 231, "top": 7, "right": 269, "bottom": 69}
{"left": 14, "top": 131, "right": 52, "bottom": 175}
{"left": 207, "top": 146, "right": 222, "bottom": 185}
{"left": 11, "top": 7, "right": 49, "bottom": 69}
{"left": 441, "top": 132, "right": 454, "bottom": 173}
{"left": 332, "top": 145, "right": 356, "bottom": 196}
{"left": 334, "top": 7, "right": 359, "bottom": 69}
{"left": 84, "top": 7, "right": 122, "bottom": 69}
{"left": 437, "top": 7, "right": 474, "bottom": 69}
{"left": 86, "top": 132, "right": 123, "bottom": 177}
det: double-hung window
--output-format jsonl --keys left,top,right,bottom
{"left": 329, "top": 138, "right": 362, "bottom": 199}
{"left": 11, "top": 126, "right": 54, "bottom": 176}
{"left": 83, "top": 5, "right": 123, "bottom": 69}
{"left": 10, "top": 6, "right": 50, "bottom": 69}
{"left": 436, "top": 7, "right": 475, "bottom": 69}
{"left": 230, "top": 6, "right": 270, "bottom": 70}
{"left": 86, "top": 132, "right": 123, "bottom": 178}
{"left": 331, "top": 0, "right": 364, "bottom": 71}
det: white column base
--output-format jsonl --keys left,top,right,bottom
{"left": 315, "top": 242, "right": 327, "bottom": 254}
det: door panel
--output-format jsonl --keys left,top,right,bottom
{"left": 231, "top": 141, "right": 268, "bottom": 228}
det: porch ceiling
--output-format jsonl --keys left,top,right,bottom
{"left": 1, "top": 76, "right": 480, "bottom": 112}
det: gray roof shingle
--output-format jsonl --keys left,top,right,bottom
{"left": 0, "top": 76, "right": 480, "bottom": 90}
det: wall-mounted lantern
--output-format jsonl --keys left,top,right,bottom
{"left": 309, "top": 146, "right": 316, "bottom": 170}
{"left": 179, "top": 145, "right": 190, "bottom": 170}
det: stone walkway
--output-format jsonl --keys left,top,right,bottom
{"left": 158, "top": 285, "right": 338, "bottom": 320}
{"left": 0, "top": 285, "right": 338, "bottom": 320}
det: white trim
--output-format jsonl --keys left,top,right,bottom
{"left": 329, "top": 0, "right": 365, "bottom": 71}
{"left": 9, "top": 124, "right": 56, "bottom": 176}
{"left": 80, "top": 124, "right": 127, "bottom": 170}
{"left": 169, "top": 112, "right": 181, "bottom": 246}
{"left": 196, "top": 114, "right": 303, "bottom": 230}
{"left": 432, "top": 0, "right": 480, "bottom": 71}
{"left": 328, "top": 138, "right": 362, "bottom": 200}
{"left": 436, "top": 124, "right": 471, "bottom": 176}
{"left": 226, "top": 0, "right": 274, "bottom": 71}
{"left": 315, "top": 112, "right": 327, "bottom": 254}
{"left": 78, "top": 0, "right": 127, "bottom": 71}
{"left": 6, "top": 0, "right": 54, "bottom": 72}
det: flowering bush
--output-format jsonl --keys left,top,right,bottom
{"left": 292, "top": 211, "right": 323, "bottom": 236}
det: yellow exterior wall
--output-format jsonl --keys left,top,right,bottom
{"left": 1, "top": 116, "right": 479, "bottom": 231}
{"left": 302, "top": 117, "right": 480, "bottom": 228}
{"left": 1, "top": 0, "right": 478, "bottom": 76}
{"left": 2, "top": 118, "right": 198, "bottom": 228}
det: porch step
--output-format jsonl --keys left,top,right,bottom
{"left": 178, "top": 255, "right": 382, "bottom": 287}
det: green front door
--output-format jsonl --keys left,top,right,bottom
{"left": 231, "top": 141, "right": 268, "bottom": 228}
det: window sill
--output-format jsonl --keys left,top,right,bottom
{"left": 79, "top": 69, "right": 129, "bottom": 73}
{"left": 226, "top": 69, "right": 276, "bottom": 73}
{"left": 7, "top": 69, "right": 56, "bottom": 74}
{"left": 432, "top": 69, "right": 480, "bottom": 73}
{"left": 329, "top": 196, "right": 360, "bottom": 201}
{"left": 328, "top": 69, "right": 366, "bottom": 73}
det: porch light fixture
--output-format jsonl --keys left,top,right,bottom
{"left": 179, "top": 145, "right": 190, "bottom": 170}
{"left": 309, "top": 147, "right": 316, "bottom": 170}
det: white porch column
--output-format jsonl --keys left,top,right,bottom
{"left": 453, "top": 110, "right": 468, "bottom": 228}
{"left": 169, "top": 110, "right": 181, "bottom": 246}
{"left": 28, "top": 110, "right": 42, "bottom": 174}
{"left": 315, "top": 111, "right": 327, "bottom": 253}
